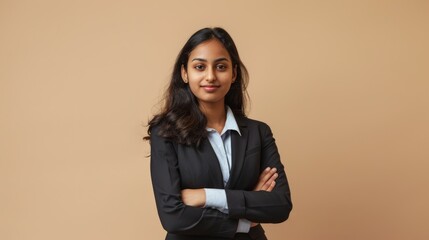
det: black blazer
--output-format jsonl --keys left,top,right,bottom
{"left": 150, "top": 116, "right": 292, "bottom": 240}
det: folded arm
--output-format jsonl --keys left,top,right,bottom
{"left": 226, "top": 123, "right": 293, "bottom": 223}
{"left": 181, "top": 167, "right": 279, "bottom": 230}
{"left": 150, "top": 131, "right": 238, "bottom": 238}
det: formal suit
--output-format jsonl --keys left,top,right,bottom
{"left": 150, "top": 115, "right": 292, "bottom": 240}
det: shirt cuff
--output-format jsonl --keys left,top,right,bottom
{"left": 236, "top": 219, "right": 251, "bottom": 233}
{"left": 204, "top": 188, "right": 228, "bottom": 213}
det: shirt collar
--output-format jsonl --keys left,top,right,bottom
{"left": 206, "top": 106, "right": 241, "bottom": 136}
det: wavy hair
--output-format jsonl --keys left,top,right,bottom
{"left": 145, "top": 27, "right": 249, "bottom": 146}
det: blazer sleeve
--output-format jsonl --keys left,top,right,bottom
{"left": 225, "top": 122, "right": 293, "bottom": 223}
{"left": 150, "top": 128, "right": 239, "bottom": 238}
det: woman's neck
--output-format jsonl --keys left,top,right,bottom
{"left": 200, "top": 102, "right": 226, "bottom": 134}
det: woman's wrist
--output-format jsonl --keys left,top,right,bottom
{"left": 250, "top": 222, "right": 259, "bottom": 227}
{"left": 181, "top": 188, "right": 206, "bottom": 207}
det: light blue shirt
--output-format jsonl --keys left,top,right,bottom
{"left": 204, "top": 106, "right": 251, "bottom": 233}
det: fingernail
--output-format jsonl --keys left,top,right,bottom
{"left": 265, "top": 167, "right": 270, "bottom": 171}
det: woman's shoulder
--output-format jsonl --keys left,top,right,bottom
{"left": 148, "top": 123, "right": 171, "bottom": 142}
{"left": 236, "top": 115, "right": 272, "bottom": 131}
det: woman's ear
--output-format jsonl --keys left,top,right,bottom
{"left": 181, "top": 65, "right": 188, "bottom": 83}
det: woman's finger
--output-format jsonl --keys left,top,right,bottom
{"left": 254, "top": 167, "right": 277, "bottom": 191}
{"left": 261, "top": 172, "right": 278, "bottom": 191}
{"left": 266, "top": 181, "right": 276, "bottom": 192}
{"left": 253, "top": 167, "right": 271, "bottom": 190}
{"left": 255, "top": 167, "right": 276, "bottom": 191}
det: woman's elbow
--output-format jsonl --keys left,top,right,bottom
{"left": 160, "top": 218, "right": 178, "bottom": 233}
{"left": 272, "top": 201, "right": 293, "bottom": 223}
{"left": 278, "top": 204, "right": 293, "bottom": 222}
{"left": 157, "top": 207, "right": 203, "bottom": 233}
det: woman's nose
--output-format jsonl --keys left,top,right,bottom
{"left": 206, "top": 67, "right": 216, "bottom": 82}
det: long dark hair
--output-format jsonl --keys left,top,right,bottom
{"left": 145, "top": 27, "right": 249, "bottom": 146}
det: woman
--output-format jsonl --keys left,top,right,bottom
{"left": 145, "top": 27, "right": 292, "bottom": 240}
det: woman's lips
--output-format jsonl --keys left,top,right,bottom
{"left": 201, "top": 85, "right": 220, "bottom": 92}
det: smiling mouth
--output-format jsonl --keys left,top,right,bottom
{"left": 201, "top": 85, "right": 220, "bottom": 92}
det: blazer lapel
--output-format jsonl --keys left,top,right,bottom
{"left": 226, "top": 116, "right": 248, "bottom": 189}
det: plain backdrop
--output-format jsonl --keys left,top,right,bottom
{"left": 1, "top": 0, "right": 428, "bottom": 239}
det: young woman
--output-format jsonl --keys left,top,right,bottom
{"left": 145, "top": 27, "right": 292, "bottom": 240}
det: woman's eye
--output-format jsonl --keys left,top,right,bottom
{"left": 217, "top": 64, "right": 227, "bottom": 71}
{"left": 195, "top": 65, "right": 205, "bottom": 70}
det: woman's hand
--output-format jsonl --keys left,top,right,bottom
{"left": 181, "top": 189, "right": 206, "bottom": 207}
{"left": 253, "top": 167, "right": 278, "bottom": 191}
{"left": 251, "top": 167, "right": 278, "bottom": 227}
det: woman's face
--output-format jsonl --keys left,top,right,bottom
{"left": 182, "top": 39, "right": 236, "bottom": 108}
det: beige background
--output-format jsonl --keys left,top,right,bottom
{"left": 1, "top": 0, "right": 428, "bottom": 239}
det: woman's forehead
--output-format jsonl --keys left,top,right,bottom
{"left": 188, "top": 39, "right": 230, "bottom": 61}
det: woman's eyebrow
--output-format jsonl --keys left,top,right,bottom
{"left": 191, "top": 58, "right": 207, "bottom": 62}
{"left": 191, "top": 57, "right": 229, "bottom": 62}
{"left": 214, "top": 57, "right": 229, "bottom": 62}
